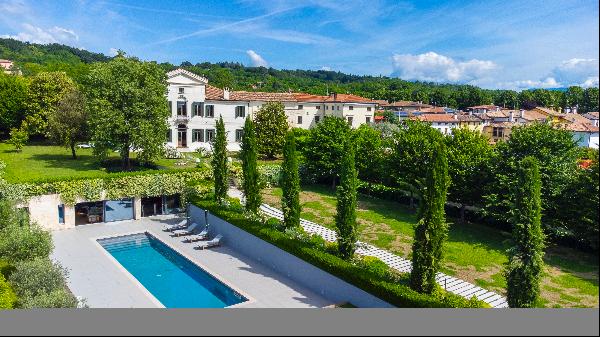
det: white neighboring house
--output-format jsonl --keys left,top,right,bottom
{"left": 165, "top": 68, "right": 377, "bottom": 152}
{"left": 414, "top": 113, "right": 460, "bottom": 135}
{"left": 565, "top": 123, "right": 599, "bottom": 149}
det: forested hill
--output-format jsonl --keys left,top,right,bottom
{"left": 1, "top": 38, "right": 598, "bottom": 112}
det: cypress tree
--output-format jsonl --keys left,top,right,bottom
{"left": 240, "top": 117, "right": 261, "bottom": 213}
{"left": 281, "top": 131, "right": 300, "bottom": 228}
{"left": 335, "top": 136, "right": 358, "bottom": 260}
{"left": 212, "top": 115, "right": 228, "bottom": 203}
{"left": 410, "top": 139, "right": 450, "bottom": 294}
{"left": 505, "top": 156, "right": 545, "bottom": 308}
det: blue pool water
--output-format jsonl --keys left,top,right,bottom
{"left": 98, "top": 233, "right": 247, "bottom": 308}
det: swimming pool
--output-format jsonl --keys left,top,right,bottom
{"left": 98, "top": 232, "right": 247, "bottom": 308}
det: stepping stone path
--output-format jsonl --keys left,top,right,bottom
{"left": 259, "top": 203, "right": 509, "bottom": 308}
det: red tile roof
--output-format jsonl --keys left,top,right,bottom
{"left": 415, "top": 114, "right": 460, "bottom": 123}
{"left": 292, "top": 93, "right": 375, "bottom": 103}
{"left": 205, "top": 85, "right": 224, "bottom": 100}
{"left": 229, "top": 91, "right": 296, "bottom": 102}
{"left": 563, "top": 122, "right": 599, "bottom": 132}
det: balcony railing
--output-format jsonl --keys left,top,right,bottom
{"left": 174, "top": 115, "right": 190, "bottom": 123}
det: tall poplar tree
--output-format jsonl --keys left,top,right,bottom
{"left": 281, "top": 131, "right": 300, "bottom": 228}
{"left": 335, "top": 136, "right": 358, "bottom": 260}
{"left": 505, "top": 156, "right": 545, "bottom": 308}
{"left": 410, "top": 139, "right": 450, "bottom": 294}
{"left": 240, "top": 117, "right": 261, "bottom": 213}
{"left": 212, "top": 115, "right": 228, "bottom": 203}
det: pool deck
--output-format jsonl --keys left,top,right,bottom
{"left": 51, "top": 216, "right": 333, "bottom": 308}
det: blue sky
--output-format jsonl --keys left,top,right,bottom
{"left": 1, "top": 0, "right": 598, "bottom": 90}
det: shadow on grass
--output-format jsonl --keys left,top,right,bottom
{"left": 28, "top": 154, "right": 160, "bottom": 174}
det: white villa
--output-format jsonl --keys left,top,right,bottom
{"left": 165, "top": 68, "right": 377, "bottom": 152}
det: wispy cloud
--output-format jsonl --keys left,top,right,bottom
{"left": 246, "top": 50, "right": 268, "bottom": 67}
{"left": 151, "top": 6, "right": 301, "bottom": 45}
{"left": 1, "top": 23, "right": 79, "bottom": 44}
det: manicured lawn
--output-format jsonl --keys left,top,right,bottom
{"left": 262, "top": 185, "right": 599, "bottom": 308}
{"left": 0, "top": 142, "right": 200, "bottom": 183}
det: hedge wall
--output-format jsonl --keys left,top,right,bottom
{"left": 191, "top": 197, "right": 487, "bottom": 308}
{"left": 1, "top": 168, "right": 212, "bottom": 205}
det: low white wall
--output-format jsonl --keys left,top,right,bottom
{"left": 189, "top": 204, "right": 395, "bottom": 308}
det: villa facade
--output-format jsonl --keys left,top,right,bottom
{"left": 165, "top": 69, "right": 377, "bottom": 152}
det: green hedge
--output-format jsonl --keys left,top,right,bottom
{"left": 191, "top": 197, "right": 486, "bottom": 308}
{"left": 1, "top": 168, "right": 212, "bottom": 205}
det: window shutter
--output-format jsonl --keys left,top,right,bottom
{"left": 169, "top": 101, "right": 173, "bottom": 114}
{"left": 200, "top": 102, "right": 205, "bottom": 117}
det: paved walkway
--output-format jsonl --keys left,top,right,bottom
{"left": 259, "top": 203, "right": 509, "bottom": 308}
{"left": 51, "top": 216, "right": 332, "bottom": 308}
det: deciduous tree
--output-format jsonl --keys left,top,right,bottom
{"left": 47, "top": 89, "right": 88, "bottom": 159}
{"left": 84, "top": 55, "right": 170, "bottom": 169}
{"left": 254, "top": 101, "right": 288, "bottom": 159}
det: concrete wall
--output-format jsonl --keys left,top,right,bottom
{"left": 189, "top": 205, "right": 394, "bottom": 308}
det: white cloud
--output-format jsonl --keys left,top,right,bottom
{"left": 1, "top": 23, "right": 79, "bottom": 44}
{"left": 391, "top": 52, "right": 496, "bottom": 83}
{"left": 550, "top": 58, "right": 599, "bottom": 87}
{"left": 320, "top": 66, "right": 331, "bottom": 71}
{"left": 109, "top": 48, "right": 119, "bottom": 56}
{"left": 246, "top": 50, "right": 268, "bottom": 67}
{"left": 496, "top": 77, "right": 561, "bottom": 91}
{"left": 496, "top": 59, "right": 599, "bottom": 90}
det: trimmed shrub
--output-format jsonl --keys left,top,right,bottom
{"left": 19, "top": 288, "right": 79, "bottom": 309}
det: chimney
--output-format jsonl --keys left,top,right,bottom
{"left": 509, "top": 110, "right": 514, "bottom": 123}
{"left": 572, "top": 106, "right": 578, "bottom": 114}
{"left": 453, "top": 113, "right": 458, "bottom": 120}
{"left": 331, "top": 92, "right": 337, "bottom": 101}
{"left": 519, "top": 109, "right": 524, "bottom": 119}
{"left": 223, "top": 87, "right": 230, "bottom": 100}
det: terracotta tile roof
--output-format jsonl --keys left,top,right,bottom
{"left": 583, "top": 111, "right": 599, "bottom": 119}
{"left": 416, "top": 114, "right": 460, "bottom": 123}
{"left": 292, "top": 93, "right": 329, "bottom": 102}
{"left": 562, "top": 113, "right": 593, "bottom": 124}
{"left": 418, "top": 107, "right": 447, "bottom": 113}
{"left": 292, "top": 93, "right": 376, "bottom": 103}
{"left": 534, "top": 106, "right": 563, "bottom": 117}
{"left": 373, "top": 99, "right": 389, "bottom": 106}
{"left": 484, "top": 110, "right": 510, "bottom": 118}
{"left": 229, "top": 91, "right": 296, "bottom": 102}
{"left": 324, "top": 93, "right": 376, "bottom": 103}
{"left": 468, "top": 105, "right": 500, "bottom": 110}
{"left": 562, "top": 122, "right": 599, "bottom": 132}
{"left": 205, "top": 85, "right": 224, "bottom": 100}
{"left": 521, "top": 110, "right": 548, "bottom": 121}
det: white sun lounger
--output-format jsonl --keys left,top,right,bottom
{"left": 162, "top": 219, "right": 187, "bottom": 232}
{"left": 195, "top": 234, "right": 223, "bottom": 250}
{"left": 182, "top": 228, "right": 209, "bottom": 243}
{"left": 172, "top": 223, "right": 200, "bottom": 237}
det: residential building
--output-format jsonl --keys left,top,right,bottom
{"left": 466, "top": 105, "right": 501, "bottom": 115}
{"left": 165, "top": 69, "right": 376, "bottom": 152}
{"left": 414, "top": 113, "right": 460, "bottom": 135}
{"left": 381, "top": 100, "right": 433, "bottom": 113}
{"left": 483, "top": 122, "right": 519, "bottom": 144}
{"left": 530, "top": 106, "right": 566, "bottom": 124}
{"left": 563, "top": 123, "right": 599, "bottom": 149}
{"left": 456, "top": 114, "right": 485, "bottom": 132}
{"left": 582, "top": 112, "right": 599, "bottom": 127}
{"left": 0, "top": 59, "right": 20, "bottom": 75}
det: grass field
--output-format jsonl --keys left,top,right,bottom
{"left": 0, "top": 142, "right": 201, "bottom": 183}
{"left": 262, "top": 185, "right": 599, "bottom": 308}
